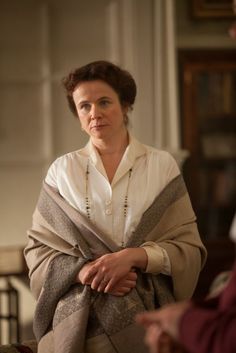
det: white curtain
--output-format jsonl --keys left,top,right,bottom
{"left": 153, "top": 0, "right": 179, "bottom": 149}
{"left": 106, "top": 0, "right": 188, "bottom": 165}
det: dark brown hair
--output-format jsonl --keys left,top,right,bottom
{"left": 62, "top": 60, "right": 137, "bottom": 117}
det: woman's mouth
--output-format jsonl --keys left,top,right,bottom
{"left": 91, "top": 124, "right": 106, "bottom": 129}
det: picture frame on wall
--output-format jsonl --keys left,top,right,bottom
{"left": 192, "top": 0, "right": 235, "bottom": 18}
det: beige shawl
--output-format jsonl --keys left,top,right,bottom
{"left": 24, "top": 175, "right": 207, "bottom": 353}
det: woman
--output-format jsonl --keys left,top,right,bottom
{"left": 24, "top": 61, "right": 207, "bottom": 353}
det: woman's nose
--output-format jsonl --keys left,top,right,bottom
{"left": 90, "top": 104, "right": 101, "bottom": 119}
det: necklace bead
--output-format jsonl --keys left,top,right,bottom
{"left": 85, "top": 162, "right": 91, "bottom": 219}
{"left": 85, "top": 160, "right": 132, "bottom": 220}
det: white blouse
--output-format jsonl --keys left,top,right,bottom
{"left": 45, "top": 135, "right": 180, "bottom": 275}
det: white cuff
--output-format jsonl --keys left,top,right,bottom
{"left": 141, "top": 241, "right": 171, "bottom": 275}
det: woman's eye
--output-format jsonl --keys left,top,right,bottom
{"left": 80, "top": 103, "right": 90, "bottom": 111}
{"left": 100, "top": 100, "right": 110, "bottom": 107}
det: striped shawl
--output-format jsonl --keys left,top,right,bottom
{"left": 24, "top": 175, "right": 207, "bottom": 353}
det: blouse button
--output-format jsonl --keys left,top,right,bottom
{"left": 105, "top": 209, "right": 112, "bottom": 215}
{"left": 105, "top": 200, "right": 112, "bottom": 205}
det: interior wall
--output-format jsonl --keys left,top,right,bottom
{"left": 0, "top": 0, "right": 112, "bottom": 342}
{"left": 0, "top": 0, "right": 110, "bottom": 248}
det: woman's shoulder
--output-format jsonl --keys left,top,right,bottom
{"left": 45, "top": 149, "right": 86, "bottom": 187}
{"left": 51, "top": 148, "right": 87, "bottom": 166}
{"left": 143, "top": 145, "right": 181, "bottom": 180}
{"left": 131, "top": 136, "right": 179, "bottom": 171}
{"left": 144, "top": 144, "right": 177, "bottom": 163}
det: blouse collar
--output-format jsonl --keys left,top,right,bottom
{"left": 81, "top": 134, "right": 147, "bottom": 185}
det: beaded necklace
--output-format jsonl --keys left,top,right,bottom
{"left": 85, "top": 159, "right": 133, "bottom": 220}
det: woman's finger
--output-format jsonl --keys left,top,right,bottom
{"left": 96, "top": 276, "right": 110, "bottom": 292}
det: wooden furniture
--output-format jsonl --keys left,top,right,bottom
{"left": 0, "top": 279, "right": 20, "bottom": 344}
{"left": 0, "top": 340, "right": 37, "bottom": 353}
{"left": 178, "top": 49, "right": 236, "bottom": 298}
{"left": 192, "top": 0, "right": 235, "bottom": 18}
{"left": 0, "top": 247, "right": 28, "bottom": 344}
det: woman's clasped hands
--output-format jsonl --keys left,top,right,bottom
{"left": 76, "top": 248, "right": 138, "bottom": 296}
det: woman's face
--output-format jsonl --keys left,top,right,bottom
{"left": 72, "top": 80, "right": 127, "bottom": 142}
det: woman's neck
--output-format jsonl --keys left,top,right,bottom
{"left": 92, "top": 130, "right": 129, "bottom": 157}
{"left": 91, "top": 130, "right": 129, "bottom": 183}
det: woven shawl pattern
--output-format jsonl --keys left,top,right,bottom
{"left": 25, "top": 174, "right": 207, "bottom": 353}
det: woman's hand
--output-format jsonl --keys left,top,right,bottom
{"left": 105, "top": 270, "right": 137, "bottom": 296}
{"left": 75, "top": 261, "right": 94, "bottom": 285}
{"left": 76, "top": 247, "right": 147, "bottom": 294}
{"left": 76, "top": 261, "right": 137, "bottom": 296}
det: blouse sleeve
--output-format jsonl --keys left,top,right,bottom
{"left": 141, "top": 242, "right": 171, "bottom": 275}
{"left": 45, "top": 159, "right": 58, "bottom": 188}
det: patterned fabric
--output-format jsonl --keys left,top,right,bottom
{"left": 25, "top": 176, "right": 207, "bottom": 353}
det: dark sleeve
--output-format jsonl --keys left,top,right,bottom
{"left": 179, "top": 262, "right": 236, "bottom": 353}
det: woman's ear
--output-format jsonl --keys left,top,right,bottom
{"left": 123, "top": 114, "right": 128, "bottom": 125}
{"left": 122, "top": 104, "right": 129, "bottom": 115}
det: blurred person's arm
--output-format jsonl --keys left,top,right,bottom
{"left": 137, "top": 261, "right": 236, "bottom": 353}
